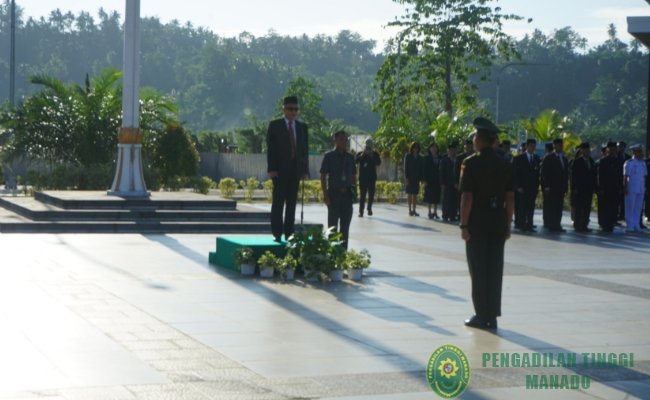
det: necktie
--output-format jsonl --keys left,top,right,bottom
{"left": 288, "top": 122, "right": 296, "bottom": 159}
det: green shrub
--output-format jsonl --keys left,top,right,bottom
{"left": 218, "top": 177, "right": 237, "bottom": 198}
{"left": 191, "top": 176, "right": 215, "bottom": 195}
{"left": 151, "top": 121, "right": 199, "bottom": 183}
{"left": 239, "top": 177, "right": 259, "bottom": 201}
{"left": 375, "top": 180, "right": 387, "bottom": 202}
{"left": 263, "top": 179, "right": 274, "bottom": 201}
{"left": 384, "top": 182, "right": 402, "bottom": 204}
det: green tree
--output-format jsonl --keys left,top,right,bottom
{"left": 151, "top": 121, "right": 199, "bottom": 183}
{"left": 384, "top": 0, "right": 524, "bottom": 115}
{"left": 522, "top": 109, "right": 579, "bottom": 150}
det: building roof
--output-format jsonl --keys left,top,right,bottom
{"left": 628, "top": 16, "right": 650, "bottom": 48}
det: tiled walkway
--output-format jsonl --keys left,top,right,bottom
{"left": 0, "top": 202, "right": 648, "bottom": 399}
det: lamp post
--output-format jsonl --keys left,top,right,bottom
{"left": 495, "top": 62, "right": 548, "bottom": 124}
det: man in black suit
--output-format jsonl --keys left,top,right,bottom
{"left": 571, "top": 143, "right": 597, "bottom": 232}
{"left": 513, "top": 138, "right": 540, "bottom": 232}
{"left": 266, "top": 96, "right": 309, "bottom": 242}
{"left": 540, "top": 138, "right": 569, "bottom": 232}
{"left": 597, "top": 141, "right": 623, "bottom": 232}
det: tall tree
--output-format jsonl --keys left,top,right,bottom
{"left": 385, "top": 0, "right": 524, "bottom": 115}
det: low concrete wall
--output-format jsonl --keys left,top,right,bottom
{"left": 199, "top": 152, "right": 398, "bottom": 182}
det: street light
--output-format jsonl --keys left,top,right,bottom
{"left": 495, "top": 62, "right": 548, "bottom": 124}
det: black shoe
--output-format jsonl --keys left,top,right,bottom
{"left": 358, "top": 213, "right": 363, "bottom": 218}
{"left": 640, "top": 224, "right": 647, "bottom": 230}
{"left": 464, "top": 315, "right": 495, "bottom": 330}
{"left": 409, "top": 210, "right": 414, "bottom": 216}
{"left": 433, "top": 213, "right": 439, "bottom": 220}
{"left": 413, "top": 211, "right": 420, "bottom": 217}
{"left": 273, "top": 236, "right": 282, "bottom": 243}
{"left": 368, "top": 209, "right": 373, "bottom": 216}
{"left": 428, "top": 213, "right": 434, "bottom": 220}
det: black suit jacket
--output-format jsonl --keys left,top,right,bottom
{"left": 513, "top": 152, "right": 540, "bottom": 193}
{"left": 541, "top": 152, "right": 568, "bottom": 194}
{"left": 266, "top": 118, "right": 309, "bottom": 178}
{"left": 571, "top": 156, "right": 597, "bottom": 194}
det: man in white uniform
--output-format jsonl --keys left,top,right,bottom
{"left": 624, "top": 145, "right": 648, "bottom": 232}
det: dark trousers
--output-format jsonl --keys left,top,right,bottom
{"left": 514, "top": 191, "right": 522, "bottom": 228}
{"left": 327, "top": 189, "right": 353, "bottom": 249}
{"left": 515, "top": 190, "right": 537, "bottom": 229}
{"left": 599, "top": 191, "right": 619, "bottom": 231}
{"left": 359, "top": 180, "right": 376, "bottom": 215}
{"left": 466, "top": 233, "right": 505, "bottom": 321}
{"left": 573, "top": 191, "right": 593, "bottom": 230}
{"left": 442, "top": 186, "right": 458, "bottom": 220}
{"left": 645, "top": 195, "right": 650, "bottom": 220}
{"left": 543, "top": 190, "right": 564, "bottom": 229}
{"left": 271, "top": 171, "right": 299, "bottom": 240}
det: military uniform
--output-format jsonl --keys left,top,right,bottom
{"left": 321, "top": 148, "right": 357, "bottom": 248}
{"left": 460, "top": 118, "right": 514, "bottom": 330}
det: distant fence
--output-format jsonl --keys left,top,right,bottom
{"left": 199, "top": 152, "right": 398, "bottom": 182}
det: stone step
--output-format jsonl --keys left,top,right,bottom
{"left": 0, "top": 197, "right": 269, "bottom": 222}
{"left": 0, "top": 220, "right": 272, "bottom": 234}
{"left": 35, "top": 191, "right": 237, "bottom": 210}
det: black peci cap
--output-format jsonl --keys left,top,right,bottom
{"left": 283, "top": 95, "right": 299, "bottom": 105}
{"left": 526, "top": 138, "right": 537, "bottom": 145}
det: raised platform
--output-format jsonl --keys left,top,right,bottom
{"left": 209, "top": 236, "right": 288, "bottom": 271}
{"left": 0, "top": 191, "right": 272, "bottom": 234}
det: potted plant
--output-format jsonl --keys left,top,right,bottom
{"left": 344, "top": 249, "right": 371, "bottom": 280}
{"left": 328, "top": 246, "right": 347, "bottom": 282}
{"left": 233, "top": 246, "right": 255, "bottom": 275}
{"left": 278, "top": 254, "right": 298, "bottom": 281}
{"left": 257, "top": 251, "right": 280, "bottom": 278}
{"left": 287, "top": 226, "right": 343, "bottom": 282}
{"left": 302, "top": 253, "right": 331, "bottom": 282}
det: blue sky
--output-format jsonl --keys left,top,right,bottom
{"left": 20, "top": 0, "right": 650, "bottom": 50}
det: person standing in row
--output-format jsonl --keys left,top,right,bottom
{"left": 541, "top": 138, "right": 568, "bottom": 232}
{"left": 266, "top": 96, "right": 309, "bottom": 242}
{"left": 404, "top": 141, "right": 422, "bottom": 216}
{"left": 455, "top": 138, "right": 475, "bottom": 218}
{"left": 356, "top": 138, "right": 381, "bottom": 218}
{"left": 513, "top": 138, "right": 540, "bottom": 232}
{"left": 320, "top": 130, "right": 357, "bottom": 249}
{"left": 459, "top": 117, "right": 514, "bottom": 330}
{"left": 597, "top": 141, "right": 623, "bottom": 233}
{"left": 440, "top": 142, "right": 458, "bottom": 222}
{"left": 570, "top": 143, "right": 597, "bottom": 232}
{"left": 423, "top": 142, "right": 442, "bottom": 219}
{"left": 623, "top": 145, "right": 647, "bottom": 233}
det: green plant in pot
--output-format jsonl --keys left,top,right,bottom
{"left": 277, "top": 254, "right": 298, "bottom": 281}
{"left": 233, "top": 246, "right": 255, "bottom": 276}
{"left": 287, "top": 226, "right": 343, "bottom": 282}
{"left": 257, "top": 251, "right": 280, "bottom": 278}
{"left": 344, "top": 249, "right": 371, "bottom": 280}
{"left": 328, "top": 245, "right": 347, "bottom": 282}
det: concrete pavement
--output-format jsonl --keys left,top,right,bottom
{"left": 0, "top": 201, "right": 648, "bottom": 399}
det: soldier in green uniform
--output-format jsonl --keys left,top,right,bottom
{"left": 459, "top": 117, "right": 514, "bottom": 330}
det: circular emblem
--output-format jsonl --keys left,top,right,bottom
{"left": 426, "top": 344, "right": 470, "bottom": 398}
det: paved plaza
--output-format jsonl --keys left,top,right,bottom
{"left": 0, "top": 201, "right": 648, "bottom": 399}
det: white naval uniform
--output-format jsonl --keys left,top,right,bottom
{"left": 624, "top": 158, "right": 648, "bottom": 231}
